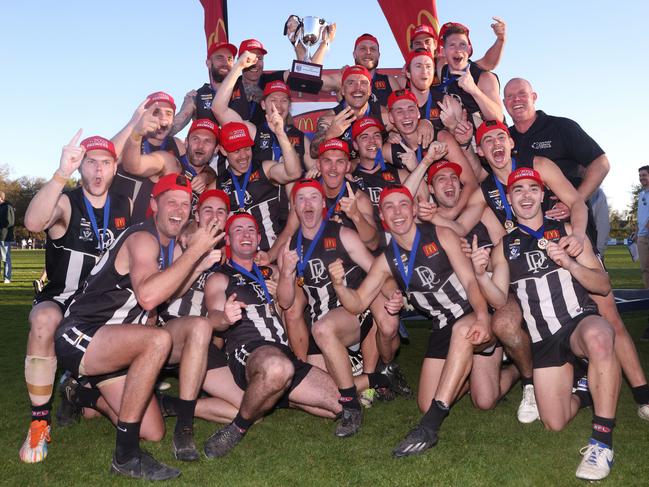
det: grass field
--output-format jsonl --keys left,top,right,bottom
{"left": 2, "top": 247, "right": 648, "bottom": 486}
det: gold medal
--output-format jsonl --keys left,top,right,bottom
{"left": 297, "top": 276, "right": 305, "bottom": 287}
{"left": 537, "top": 238, "right": 548, "bottom": 250}
{"left": 504, "top": 220, "right": 514, "bottom": 231}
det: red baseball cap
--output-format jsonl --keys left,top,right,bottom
{"left": 145, "top": 91, "right": 176, "bottom": 111}
{"left": 207, "top": 41, "right": 238, "bottom": 60}
{"left": 263, "top": 80, "right": 291, "bottom": 98}
{"left": 152, "top": 173, "right": 193, "bottom": 199}
{"left": 354, "top": 33, "right": 379, "bottom": 49}
{"left": 439, "top": 21, "right": 473, "bottom": 55}
{"left": 188, "top": 118, "right": 220, "bottom": 140}
{"left": 80, "top": 136, "right": 117, "bottom": 159}
{"left": 290, "top": 178, "right": 326, "bottom": 202}
{"left": 405, "top": 48, "right": 435, "bottom": 69}
{"left": 507, "top": 168, "right": 545, "bottom": 192}
{"left": 412, "top": 24, "right": 438, "bottom": 42}
{"left": 239, "top": 39, "right": 267, "bottom": 55}
{"left": 225, "top": 211, "right": 259, "bottom": 234}
{"left": 476, "top": 120, "right": 510, "bottom": 145}
{"left": 387, "top": 89, "right": 418, "bottom": 110}
{"left": 426, "top": 160, "right": 462, "bottom": 182}
{"left": 341, "top": 65, "right": 371, "bottom": 84}
{"left": 220, "top": 122, "right": 254, "bottom": 152}
{"left": 352, "top": 117, "right": 384, "bottom": 140}
{"left": 318, "top": 138, "right": 350, "bottom": 157}
{"left": 198, "top": 189, "right": 230, "bottom": 212}
{"left": 378, "top": 185, "right": 413, "bottom": 207}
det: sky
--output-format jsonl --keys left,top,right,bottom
{"left": 1, "top": 1, "right": 648, "bottom": 212}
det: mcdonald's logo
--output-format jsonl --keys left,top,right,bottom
{"left": 297, "top": 116, "right": 315, "bottom": 133}
{"left": 207, "top": 18, "right": 228, "bottom": 48}
{"left": 405, "top": 10, "right": 440, "bottom": 50}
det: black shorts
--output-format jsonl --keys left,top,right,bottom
{"left": 425, "top": 318, "right": 500, "bottom": 359}
{"left": 32, "top": 295, "right": 66, "bottom": 313}
{"left": 307, "top": 309, "right": 373, "bottom": 355}
{"left": 207, "top": 342, "right": 228, "bottom": 370}
{"left": 531, "top": 312, "right": 598, "bottom": 369}
{"left": 228, "top": 341, "right": 312, "bottom": 395}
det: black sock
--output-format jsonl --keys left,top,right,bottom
{"left": 174, "top": 398, "right": 197, "bottom": 433}
{"left": 591, "top": 415, "right": 615, "bottom": 448}
{"left": 339, "top": 386, "right": 361, "bottom": 410}
{"left": 75, "top": 387, "right": 101, "bottom": 409}
{"left": 574, "top": 389, "right": 593, "bottom": 409}
{"left": 520, "top": 376, "right": 533, "bottom": 388}
{"left": 631, "top": 384, "right": 649, "bottom": 405}
{"left": 31, "top": 401, "right": 51, "bottom": 423}
{"left": 368, "top": 372, "right": 390, "bottom": 389}
{"left": 233, "top": 413, "right": 253, "bottom": 433}
{"left": 420, "top": 399, "right": 450, "bottom": 433}
{"left": 115, "top": 421, "right": 141, "bottom": 464}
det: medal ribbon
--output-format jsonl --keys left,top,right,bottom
{"left": 229, "top": 163, "right": 254, "bottom": 210}
{"left": 391, "top": 228, "right": 421, "bottom": 291}
{"left": 158, "top": 239, "right": 175, "bottom": 270}
{"left": 372, "top": 147, "right": 387, "bottom": 171}
{"left": 231, "top": 261, "right": 273, "bottom": 304}
{"left": 296, "top": 220, "right": 328, "bottom": 282}
{"left": 83, "top": 194, "right": 111, "bottom": 252}
{"left": 517, "top": 222, "right": 545, "bottom": 243}
{"left": 143, "top": 137, "right": 169, "bottom": 155}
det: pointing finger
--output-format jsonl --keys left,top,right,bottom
{"left": 345, "top": 181, "right": 354, "bottom": 198}
{"left": 472, "top": 234, "right": 478, "bottom": 252}
{"left": 70, "top": 128, "right": 83, "bottom": 146}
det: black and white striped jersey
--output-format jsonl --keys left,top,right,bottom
{"left": 503, "top": 220, "right": 598, "bottom": 344}
{"left": 217, "top": 263, "right": 287, "bottom": 357}
{"left": 325, "top": 180, "right": 364, "bottom": 230}
{"left": 38, "top": 187, "right": 131, "bottom": 309}
{"left": 384, "top": 223, "right": 472, "bottom": 330}
{"left": 56, "top": 218, "right": 170, "bottom": 338}
{"left": 159, "top": 269, "right": 212, "bottom": 321}
{"left": 216, "top": 160, "right": 281, "bottom": 252}
{"left": 289, "top": 223, "right": 366, "bottom": 323}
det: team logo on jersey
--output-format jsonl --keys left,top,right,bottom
{"left": 260, "top": 139, "right": 270, "bottom": 150}
{"left": 231, "top": 88, "right": 241, "bottom": 100}
{"left": 429, "top": 107, "right": 441, "bottom": 120}
{"left": 308, "top": 259, "right": 327, "bottom": 284}
{"left": 234, "top": 345, "right": 250, "bottom": 365}
{"left": 79, "top": 218, "right": 94, "bottom": 242}
{"left": 525, "top": 250, "right": 549, "bottom": 274}
{"left": 288, "top": 136, "right": 300, "bottom": 147}
{"left": 414, "top": 266, "right": 441, "bottom": 289}
{"left": 544, "top": 229, "right": 560, "bottom": 241}
{"left": 422, "top": 242, "right": 439, "bottom": 257}
{"left": 488, "top": 189, "right": 504, "bottom": 210}
{"left": 200, "top": 96, "right": 213, "bottom": 110}
{"left": 114, "top": 217, "right": 126, "bottom": 230}
{"left": 382, "top": 172, "right": 396, "bottom": 182}
{"left": 249, "top": 171, "right": 261, "bottom": 182}
{"left": 235, "top": 273, "right": 247, "bottom": 286}
{"left": 532, "top": 140, "right": 552, "bottom": 150}
{"left": 508, "top": 239, "right": 521, "bottom": 260}
{"left": 196, "top": 272, "right": 209, "bottom": 290}
{"left": 259, "top": 266, "right": 273, "bottom": 278}
{"left": 250, "top": 282, "right": 267, "bottom": 301}
{"left": 367, "top": 186, "right": 381, "bottom": 204}
{"left": 374, "top": 80, "right": 387, "bottom": 90}
{"left": 324, "top": 238, "right": 337, "bottom": 250}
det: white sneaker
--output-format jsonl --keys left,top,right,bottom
{"left": 517, "top": 384, "right": 539, "bottom": 423}
{"left": 576, "top": 439, "right": 614, "bottom": 481}
{"left": 3, "top": 279, "right": 10, "bottom": 284}
{"left": 638, "top": 403, "right": 649, "bottom": 422}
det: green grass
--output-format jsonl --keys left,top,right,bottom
{"left": 2, "top": 247, "right": 649, "bottom": 486}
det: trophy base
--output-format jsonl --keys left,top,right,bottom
{"left": 287, "top": 60, "right": 323, "bottom": 94}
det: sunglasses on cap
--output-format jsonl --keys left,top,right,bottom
{"left": 175, "top": 175, "right": 189, "bottom": 187}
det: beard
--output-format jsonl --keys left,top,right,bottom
{"left": 211, "top": 67, "right": 226, "bottom": 83}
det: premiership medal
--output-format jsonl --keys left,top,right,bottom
{"left": 297, "top": 276, "right": 305, "bottom": 287}
{"left": 504, "top": 220, "right": 514, "bottom": 231}
{"left": 537, "top": 238, "right": 548, "bottom": 250}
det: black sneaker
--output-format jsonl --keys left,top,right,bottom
{"left": 204, "top": 422, "right": 245, "bottom": 458}
{"left": 375, "top": 387, "right": 396, "bottom": 401}
{"left": 173, "top": 426, "right": 199, "bottom": 462}
{"left": 641, "top": 326, "right": 649, "bottom": 342}
{"left": 156, "top": 392, "right": 177, "bottom": 418}
{"left": 110, "top": 450, "right": 181, "bottom": 481}
{"left": 392, "top": 424, "right": 438, "bottom": 458}
{"left": 378, "top": 362, "right": 413, "bottom": 398}
{"left": 56, "top": 375, "right": 81, "bottom": 427}
{"left": 335, "top": 408, "right": 362, "bottom": 438}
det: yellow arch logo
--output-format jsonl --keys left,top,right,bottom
{"left": 207, "top": 18, "right": 228, "bottom": 48}
{"left": 405, "top": 10, "right": 440, "bottom": 50}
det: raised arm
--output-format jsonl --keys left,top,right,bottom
{"left": 211, "top": 51, "right": 257, "bottom": 126}
{"left": 339, "top": 184, "right": 379, "bottom": 251}
{"left": 471, "top": 236, "right": 510, "bottom": 309}
{"left": 111, "top": 100, "right": 147, "bottom": 158}
{"left": 204, "top": 272, "right": 247, "bottom": 332}
{"left": 329, "top": 253, "right": 392, "bottom": 314}
{"left": 458, "top": 70, "right": 503, "bottom": 122}
{"left": 473, "top": 17, "right": 506, "bottom": 71}
{"left": 169, "top": 90, "right": 198, "bottom": 136}
{"left": 262, "top": 103, "right": 302, "bottom": 184}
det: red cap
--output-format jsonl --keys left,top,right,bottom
{"left": 145, "top": 91, "right": 176, "bottom": 111}
{"left": 80, "top": 136, "right": 117, "bottom": 159}
{"left": 318, "top": 138, "right": 349, "bottom": 157}
{"left": 507, "top": 168, "right": 545, "bottom": 192}
{"left": 352, "top": 117, "right": 384, "bottom": 140}
{"left": 239, "top": 39, "right": 267, "bottom": 55}
{"left": 378, "top": 185, "right": 414, "bottom": 207}
{"left": 412, "top": 24, "right": 438, "bottom": 42}
{"left": 152, "top": 173, "right": 193, "bottom": 199}
{"left": 198, "top": 189, "right": 230, "bottom": 212}
{"left": 225, "top": 211, "right": 259, "bottom": 234}
{"left": 476, "top": 120, "right": 510, "bottom": 145}
{"left": 290, "top": 178, "right": 326, "bottom": 202}
{"left": 207, "top": 41, "right": 237, "bottom": 60}
{"left": 405, "top": 48, "right": 435, "bottom": 69}
{"left": 387, "top": 89, "right": 418, "bottom": 110}
{"left": 439, "top": 21, "right": 473, "bottom": 55}
{"left": 341, "top": 65, "right": 372, "bottom": 84}
{"left": 355, "top": 33, "right": 379, "bottom": 49}
{"left": 188, "top": 118, "right": 220, "bottom": 140}
{"left": 220, "top": 122, "right": 254, "bottom": 152}
{"left": 263, "top": 80, "right": 291, "bottom": 98}
{"left": 426, "top": 160, "right": 462, "bottom": 182}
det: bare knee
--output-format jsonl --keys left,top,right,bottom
{"left": 260, "top": 355, "right": 294, "bottom": 390}
{"left": 187, "top": 318, "right": 212, "bottom": 346}
{"left": 149, "top": 329, "right": 173, "bottom": 356}
{"left": 472, "top": 394, "right": 498, "bottom": 411}
{"left": 541, "top": 416, "right": 568, "bottom": 432}
{"left": 376, "top": 316, "right": 398, "bottom": 339}
{"left": 29, "top": 307, "right": 61, "bottom": 342}
{"left": 140, "top": 423, "right": 165, "bottom": 442}
{"left": 312, "top": 321, "right": 333, "bottom": 345}
{"left": 583, "top": 325, "right": 615, "bottom": 360}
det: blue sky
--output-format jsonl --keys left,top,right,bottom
{"left": 1, "top": 1, "right": 647, "bottom": 212}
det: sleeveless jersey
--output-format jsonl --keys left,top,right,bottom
{"left": 217, "top": 160, "right": 281, "bottom": 251}
{"left": 440, "top": 62, "right": 498, "bottom": 128}
{"left": 252, "top": 123, "right": 306, "bottom": 167}
{"left": 229, "top": 72, "right": 285, "bottom": 127}
{"left": 290, "top": 223, "right": 365, "bottom": 323}
{"left": 418, "top": 89, "right": 445, "bottom": 131}
{"left": 325, "top": 180, "right": 364, "bottom": 230}
{"left": 217, "top": 263, "right": 288, "bottom": 357}
{"left": 194, "top": 83, "right": 219, "bottom": 123}
{"left": 332, "top": 100, "right": 383, "bottom": 160}
{"left": 39, "top": 187, "right": 131, "bottom": 308}
{"left": 503, "top": 220, "right": 597, "bottom": 344}
{"left": 389, "top": 132, "right": 438, "bottom": 170}
{"left": 371, "top": 72, "right": 393, "bottom": 107}
{"left": 466, "top": 221, "right": 492, "bottom": 249}
{"left": 57, "top": 218, "right": 171, "bottom": 337}
{"left": 159, "top": 269, "right": 212, "bottom": 321}
{"left": 384, "top": 224, "right": 472, "bottom": 330}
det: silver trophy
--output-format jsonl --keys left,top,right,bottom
{"left": 285, "top": 15, "right": 328, "bottom": 93}
{"left": 297, "top": 16, "right": 328, "bottom": 61}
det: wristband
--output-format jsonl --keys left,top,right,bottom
{"left": 52, "top": 171, "right": 68, "bottom": 185}
{"left": 459, "top": 139, "right": 473, "bottom": 149}
{"left": 130, "top": 133, "right": 143, "bottom": 144}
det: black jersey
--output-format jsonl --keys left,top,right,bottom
{"left": 57, "top": 218, "right": 171, "bottom": 338}
{"left": 159, "top": 269, "right": 211, "bottom": 322}
{"left": 371, "top": 72, "right": 393, "bottom": 107}
{"left": 229, "top": 72, "right": 285, "bottom": 127}
{"left": 389, "top": 132, "right": 438, "bottom": 170}
{"left": 194, "top": 83, "right": 219, "bottom": 123}
{"left": 290, "top": 223, "right": 365, "bottom": 323}
{"left": 503, "top": 220, "right": 597, "bottom": 344}
{"left": 440, "top": 62, "right": 498, "bottom": 128}
{"left": 332, "top": 100, "right": 383, "bottom": 160}
{"left": 217, "top": 263, "right": 288, "bottom": 357}
{"left": 38, "top": 187, "right": 131, "bottom": 308}
{"left": 384, "top": 224, "right": 472, "bottom": 330}
{"left": 466, "top": 221, "right": 492, "bottom": 248}
{"left": 418, "top": 89, "right": 445, "bottom": 131}
{"left": 252, "top": 123, "right": 306, "bottom": 167}
{"left": 217, "top": 160, "right": 281, "bottom": 251}
{"left": 325, "top": 180, "right": 364, "bottom": 230}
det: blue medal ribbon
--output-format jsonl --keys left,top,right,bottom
{"left": 424, "top": 91, "right": 433, "bottom": 120}
{"left": 493, "top": 176, "right": 513, "bottom": 223}
{"left": 263, "top": 122, "right": 283, "bottom": 161}
{"left": 341, "top": 101, "right": 371, "bottom": 142}
{"left": 178, "top": 154, "right": 197, "bottom": 178}
{"left": 391, "top": 228, "right": 421, "bottom": 291}
{"left": 143, "top": 137, "right": 169, "bottom": 155}
{"left": 296, "top": 220, "right": 328, "bottom": 281}
{"left": 231, "top": 261, "right": 273, "bottom": 304}
{"left": 416, "top": 145, "right": 423, "bottom": 164}
{"left": 83, "top": 194, "right": 110, "bottom": 252}
{"left": 372, "top": 147, "right": 387, "bottom": 171}
{"left": 324, "top": 183, "right": 348, "bottom": 220}
{"left": 229, "top": 163, "right": 254, "bottom": 210}
{"left": 158, "top": 239, "right": 175, "bottom": 270}
{"left": 517, "top": 221, "right": 545, "bottom": 242}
